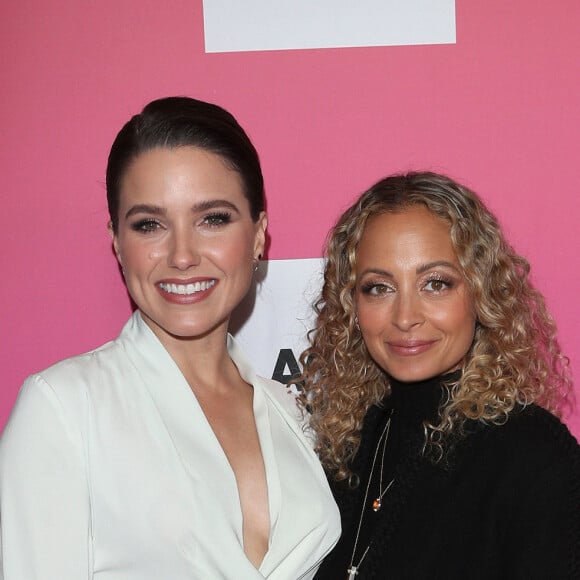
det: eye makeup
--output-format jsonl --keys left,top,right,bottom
{"left": 130, "top": 218, "right": 161, "bottom": 233}
{"left": 202, "top": 211, "right": 233, "bottom": 227}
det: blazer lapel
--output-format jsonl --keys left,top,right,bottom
{"left": 118, "top": 313, "right": 242, "bottom": 527}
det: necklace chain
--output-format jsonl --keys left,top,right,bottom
{"left": 372, "top": 416, "right": 393, "bottom": 512}
{"left": 347, "top": 411, "right": 394, "bottom": 579}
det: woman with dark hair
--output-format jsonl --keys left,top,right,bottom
{"left": 0, "top": 97, "right": 339, "bottom": 579}
{"left": 299, "top": 172, "right": 580, "bottom": 579}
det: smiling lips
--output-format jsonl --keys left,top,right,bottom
{"left": 157, "top": 279, "right": 217, "bottom": 304}
{"left": 386, "top": 340, "right": 438, "bottom": 356}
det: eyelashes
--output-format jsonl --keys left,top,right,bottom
{"left": 423, "top": 275, "right": 455, "bottom": 292}
{"left": 360, "top": 281, "right": 393, "bottom": 296}
{"left": 130, "top": 218, "right": 160, "bottom": 233}
{"left": 129, "top": 211, "right": 233, "bottom": 233}
{"left": 359, "top": 274, "right": 456, "bottom": 296}
{"left": 202, "top": 211, "right": 232, "bottom": 227}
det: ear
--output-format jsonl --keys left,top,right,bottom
{"left": 108, "top": 221, "right": 122, "bottom": 265}
{"left": 253, "top": 212, "right": 268, "bottom": 258}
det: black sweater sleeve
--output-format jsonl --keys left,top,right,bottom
{"left": 500, "top": 408, "right": 580, "bottom": 579}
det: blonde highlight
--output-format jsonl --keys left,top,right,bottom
{"left": 297, "top": 172, "right": 572, "bottom": 481}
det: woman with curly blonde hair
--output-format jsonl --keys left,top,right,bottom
{"left": 301, "top": 172, "right": 580, "bottom": 579}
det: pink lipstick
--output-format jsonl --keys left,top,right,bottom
{"left": 387, "top": 340, "right": 437, "bottom": 356}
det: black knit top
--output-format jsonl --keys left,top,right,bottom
{"left": 315, "top": 374, "right": 580, "bottom": 579}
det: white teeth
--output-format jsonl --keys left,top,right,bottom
{"left": 159, "top": 280, "right": 216, "bottom": 295}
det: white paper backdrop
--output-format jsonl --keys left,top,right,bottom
{"left": 231, "top": 258, "right": 324, "bottom": 385}
{"left": 203, "top": 0, "right": 456, "bottom": 53}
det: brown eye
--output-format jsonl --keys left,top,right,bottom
{"left": 424, "top": 277, "right": 453, "bottom": 292}
{"left": 360, "top": 282, "right": 394, "bottom": 296}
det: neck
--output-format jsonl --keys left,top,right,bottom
{"left": 141, "top": 313, "right": 237, "bottom": 393}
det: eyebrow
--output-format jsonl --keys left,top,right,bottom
{"left": 416, "top": 260, "right": 461, "bottom": 274}
{"left": 124, "top": 199, "right": 241, "bottom": 220}
{"left": 125, "top": 204, "right": 166, "bottom": 220}
{"left": 359, "top": 261, "right": 461, "bottom": 278}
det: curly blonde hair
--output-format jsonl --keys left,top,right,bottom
{"left": 298, "top": 172, "right": 572, "bottom": 482}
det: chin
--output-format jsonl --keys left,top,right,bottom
{"left": 167, "top": 323, "right": 217, "bottom": 340}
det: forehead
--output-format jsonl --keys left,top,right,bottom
{"left": 119, "top": 146, "right": 246, "bottom": 206}
{"left": 357, "top": 206, "right": 458, "bottom": 266}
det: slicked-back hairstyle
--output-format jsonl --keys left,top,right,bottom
{"left": 106, "top": 96, "right": 264, "bottom": 232}
{"left": 298, "top": 172, "right": 571, "bottom": 482}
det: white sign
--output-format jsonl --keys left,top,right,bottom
{"left": 231, "top": 258, "right": 324, "bottom": 384}
{"left": 203, "top": 0, "right": 456, "bottom": 53}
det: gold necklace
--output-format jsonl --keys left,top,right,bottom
{"left": 347, "top": 411, "right": 394, "bottom": 579}
{"left": 372, "top": 415, "right": 394, "bottom": 512}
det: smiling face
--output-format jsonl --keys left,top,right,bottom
{"left": 110, "top": 146, "right": 266, "bottom": 347}
{"left": 355, "top": 205, "right": 476, "bottom": 383}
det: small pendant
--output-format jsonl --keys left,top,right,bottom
{"left": 372, "top": 497, "right": 382, "bottom": 512}
{"left": 347, "top": 565, "right": 359, "bottom": 579}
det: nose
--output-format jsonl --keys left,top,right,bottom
{"left": 391, "top": 290, "right": 424, "bottom": 331}
{"left": 167, "top": 230, "right": 201, "bottom": 270}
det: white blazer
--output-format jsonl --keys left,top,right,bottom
{"left": 0, "top": 312, "right": 340, "bottom": 580}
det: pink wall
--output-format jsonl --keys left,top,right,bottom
{"left": 1, "top": 1, "right": 579, "bottom": 436}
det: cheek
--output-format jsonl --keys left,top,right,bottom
{"left": 433, "top": 299, "right": 476, "bottom": 345}
{"left": 208, "top": 236, "right": 254, "bottom": 270}
{"left": 121, "top": 241, "right": 160, "bottom": 268}
{"left": 355, "top": 300, "right": 385, "bottom": 333}
{"left": 147, "top": 249, "right": 164, "bottom": 260}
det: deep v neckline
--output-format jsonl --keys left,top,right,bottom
{"left": 124, "top": 314, "right": 280, "bottom": 567}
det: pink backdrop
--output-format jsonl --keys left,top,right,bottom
{"left": 1, "top": 1, "right": 579, "bottom": 436}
